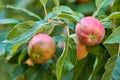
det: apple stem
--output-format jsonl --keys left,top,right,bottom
{"left": 43, "top": 5, "right": 48, "bottom": 18}
{"left": 66, "top": 26, "right": 70, "bottom": 37}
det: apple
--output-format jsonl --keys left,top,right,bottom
{"left": 28, "top": 33, "right": 56, "bottom": 64}
{"left": 76, "top": 17, "right": 105, "bottom": 46}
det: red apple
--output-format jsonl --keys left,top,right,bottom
{"left": 28, "top": 33, "right": 56, "bottom": 64}
{"left": 76, "top": 17, "right": 105, "bottom": 46}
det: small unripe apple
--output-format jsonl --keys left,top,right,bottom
{"left": 75, "top": 36, "right": 88, "bottom": 60}
{"left": 77, "top": 42, "right": 88, "bottom": 60}
{"left": 28, "top": 33, "right": 56, "bottom": 64}
{"left": 76, "top": 17, "right": 105, "bottom": 46}
{"left": 70, "top": 34, "right": 88, "bottom": 60}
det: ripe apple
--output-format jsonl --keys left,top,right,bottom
{"left": 76, "top": 17, "right": 105, "bottom": 46}
{"left": 28, "top": 33, "right": 56, "bottom": 64}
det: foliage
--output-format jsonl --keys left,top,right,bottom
{"left": 0, "top": 0, "right": 120, "bottom": 80}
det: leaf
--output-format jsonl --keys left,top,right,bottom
{"left": 58, "top": 13, "right": 79, "bottom": 23}
{"left": 0, "top": 31, "right": 8, "bottom": 56}
{"left": 72, "top": 54, "right": 95, "bottom": 80}
{"left": 53, "top": 36, "right": 65, "bottom": 42}
{"left": 87, "top": 45, "right": 105, "bottom": 56}
{"left": 7, "top": 21, "right": 35, "bottom": 41}
{"left": 102, "top": 55, "right": 120, "bottom": 80}
{"left": 44, "top": 12, "right": 56, "bottom": 20}
{"left": 112, "top": 0, "right": 120, "bottom": 12}
{"left": 34, "top": 62, "right": 56, "bottom": 80}
{"left": 62, "top": 19, "right": 76, "bottom": 31}
{"left": 94, "top": 0, "right": 114, "bottom": 17}
{"left": 103, "top": 12, "right": 120, "bottom": 21}
{"left": 39, "top": 0, "right": 47, "bottom": 6}
{"left": 16, "top": 0, "right": 34, "bottom": 8}
{"left": 53, "top": 6, "right": 74, "bottom": 14}
{"left": 104, "top": 43, "right": 119, "bottom": 56}
{"left": 24, "top": 67, "right": 39, "bottom": 80}
{"left": 18, "top": 49, "right": 27, "bottom": 65}
{"left": 62, "top": 71, "right": 73, "bottom": 80}
{"left": 95, "top": 0, "right": 114, "bottom": 8}
{"left": 6, "top": 5, "right": 41, "bottom": 20}
{"left": 0, "top": 18, "right": 20, "bottom": 24}
{"left": 56, "top": 37, "right": 77, "bottom": 80}
{"left": 111, "top": 0, "right": 120, "bottom": 26}
{"left": 102, "top": 20, "right": 112, "bottom": 28}
{"left": 5, "top": 43, "right": 23, "bottom": 56}
{"left": 108, "top": 12, "right": 120, "bottom": 19}
{"left": 104, "top": 26, "right": 120, "bottom": 44}
{"left": 73, "top": 11, "right": 84, "bottom": 19}
{"left": 10, "top": 64, "right": 28, "bottom": 80}
{"left": 4, "top": 20, "right": 49, "bottom": 43}
{"left": 53, "top": 0, "right": 59, "bottom": 7}
{"left": 76, "top": 1, "right": 96, "bottom": 14}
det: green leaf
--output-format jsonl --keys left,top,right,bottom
{"left": 53, "top": 36, "right": 65, "bottom": 42}
{"left": 104, "top": 26, "right": 120, "bottom": 44}
{"left": 102, "top": 12, "right": 120, "bottom": 21}
{"left": 53, "top": 0, "right": 59, "bottom": 7}
{"left": 76, "top": 1, "right": 96, "bottom": 14}
{"left": 102, "top": 55, "right": 120, "bottom": 80}
{"left": 104, "top": 44, "right": 119, "bottom": 56}
{"left": 111, "top": 0, "right": 120, "bottom": 26}
{"left": 5, "top": 5, "right": 41, "bottom": 20}
{"left": 7, "top": 21, "right": 35, "bottom": 41}
{"left": 44, "top": 12, "right": 56, "bottom": 20}
{"left": 39, "top": 0, "right": 47, "bottom": 6}
{"left": 0, "top": 18, "right": 20, "bottom": 24}
{"left": 108, "top": 12, "right": 120, "bottom": 19}
{"left": 24, "top": 67, "right": 38, "bottom": 80}
{"left": 58, "top": 13, "right": 79, "bottom": 23}
{"left": 5, "top": 43, "right": 23, "bottom": 56}
{"left": 4, "top": 20, "right": 49, "bottom": 43}
{"left": 18, "top": 49, "right": 27, "bottom": 65}
{"left": 16, "top": 0, "right": 34, "bottom": 8}
{"left": 112, "top": 0, "right": 120, "bottom": 12}
{"left": 56, "top": 37, "right": 77, "bottom": 80}
{"left": 95, "top": 0, "right": 114, "bottom": 8}
{"left": 102, "top": 20, "right": 112, "bottom": 28}
{"left": 0, "top": 31, "right": 8, "bottom": 56}
{"left": 94, "top": 0, "right": 114, "bottom": 17}
{"left": 73, "top": 54, "right": 95, "bottom": 80}
{"left": 73, "top": 11, "right": 84, "bottom": 19}
{"left": 87, "top": 45, "right": 105, "bottom": 56}
{"left": 53, "top": 6, "right": 74, "bottom": 14}
{"left": 10, "top": 64, "right": 28, "bottom": 80}
{"left": 62, "top": 19, "right": 76, "bottom": 31}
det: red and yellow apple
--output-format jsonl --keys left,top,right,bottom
{"left": 28, "top": 33, "right": 56, "bottom": 64}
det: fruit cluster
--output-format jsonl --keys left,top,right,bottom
{"left": 27, "top": 16, "right": 105, "bottom": 64}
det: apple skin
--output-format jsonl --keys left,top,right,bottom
{"left": 76, "top": 17, "right": 105, "bottom": 46}
{"left": 74, "top": 36, "right": 88, "bottom": 60}
{"left": 77, "top": 42, "right": 88, "bottom": 60}
{"left": 28, "top": 33, "right": 56, "bottom": 64}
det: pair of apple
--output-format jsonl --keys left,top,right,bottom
{"left": 28, "top": 17, "right": 105, "bottom": 64}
